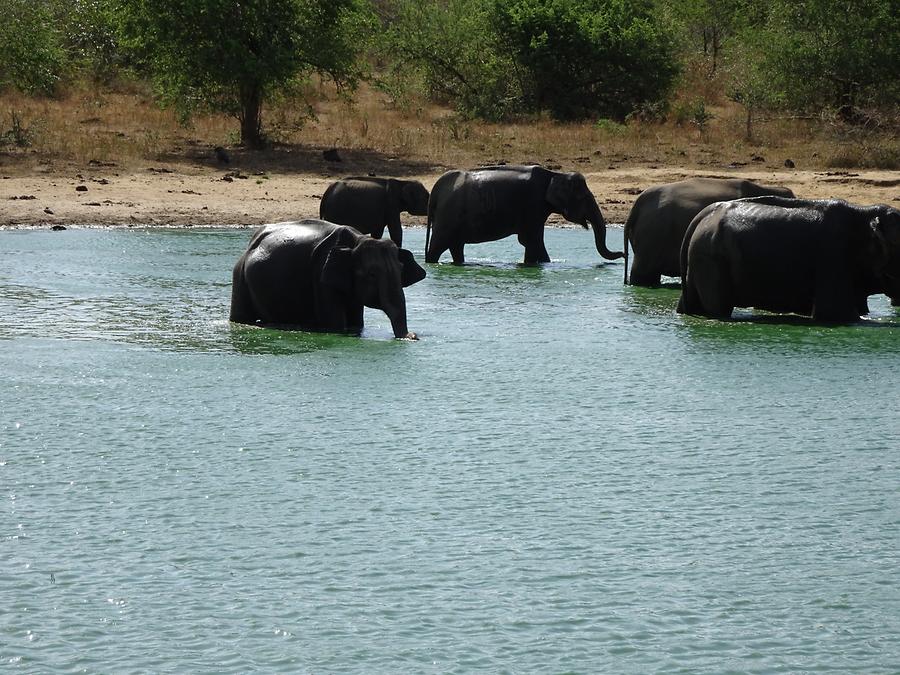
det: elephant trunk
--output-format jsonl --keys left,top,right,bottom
{"left": 378, "top": 276, "right": 411, "bottom": 338}
{"left": 588, "top": 202, "right": 625, "bottom": 261}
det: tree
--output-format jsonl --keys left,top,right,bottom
{"left": 52, "top": 0, "right": 121, "bottom": 83}
{"left": 0, "top": 0, "right": 66, "bottom": 94}
{"left": 380, "top": 0, "right": 679, "bottom": 122}
{"left": 378, "top": 0, "right": 519, "bottom": 121}
{"left": 493, "top": 0, "right": 679, "bottom": 121}
{"left": 661, "top": 0, "right": 768, "bottom": 74}
{"left": 745, "top": 0, "right": 900, "bottom": 115}
{"left": 119, "top": 0, "right": 373, "bottom": 148}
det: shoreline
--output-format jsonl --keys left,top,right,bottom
{"left": 2, "top": 162, "right": 897, "bottom": 229}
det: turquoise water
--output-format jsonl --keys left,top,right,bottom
{"left": 2, "top": 226, "right": 900, "bottom": 673}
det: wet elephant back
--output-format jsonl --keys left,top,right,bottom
{"left": 721, "top": 206, "right": 821, "bottom": 312}
{"left": 462, "top": 169, "right": 537, "bottom": 243}
{"left": 242, "top": 222, "right": 330, "bottom": 324}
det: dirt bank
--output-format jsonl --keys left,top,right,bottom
{"left": 2, "top": 159, "right": 898, "bottom": 229}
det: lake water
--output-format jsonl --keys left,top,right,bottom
{"left": 2, "top": 226, "right": 899, "bottom": 673}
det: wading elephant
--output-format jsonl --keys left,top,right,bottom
{"left": 425, "top": 164, "right": 623, "bottom": 264}
{"left": 230, "top": 219, "right": 426, "bottom": 339}
{"left": 624, "top": 177, "right": 795, "bottom": 286}
{"left": 319, "top": 177, "right": 430, "bottom": 247}
{"left": 677, "top": 197, "right": 900, "bottom": 322}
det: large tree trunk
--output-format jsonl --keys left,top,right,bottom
{"left": 240, "top": 83, "right": 264, "bottom": 149}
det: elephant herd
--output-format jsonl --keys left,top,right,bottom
{"left": 230, "top": 165, "right": 900, "bottom": 338}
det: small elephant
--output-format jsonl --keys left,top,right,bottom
{"left": 425, "top": 164, "right": 623, "bottom": 264}
{"left": 623, "top": 177, "right": 795, "bottom": 286}
{"left": 319, "top": 177, "right": 430, "bottom": 247}
{"left": 677, "top": 197, "right": 900, "bottom": 322}
{"left": 230, "top": 219, "right": 426, "bottom": 339}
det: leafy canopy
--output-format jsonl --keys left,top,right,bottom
{"left": 0, "top": 0, "right": 66, "bottom": 94}
{"left": 119, "top": 0, "right": 373, "bottom": 147}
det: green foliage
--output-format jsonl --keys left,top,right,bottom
{"left": 53, "top": 0, "right": 122, "bottom": 83}
{"left": 0, "top": 0, "right": 66, "bottom": 94}
{"left": 119, "top": 0, "right": 374, "bottom": 147}
{"left": 380, "top": 0, "right": 678, "bottom": 122}
{"left": 672, "top": 98, "right": 712, "bottom": 128}
{"left": 595, "top": 118, "right": 627, "bottom": 133}
{"left": 748, "top": 0, "right": 900, "bottom": 113}
{"left": 493, "top": 0, "right": 679, "bottom": 120}
{"left": 660, "top": 0, "right": 769, "bottom": 71}
{"left": 377, "top": 0, "right": 518, "bottom": 120}
{"left": 0, "top": 110, "right": 37, "bottom": 146}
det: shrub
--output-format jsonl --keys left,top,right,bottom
{"left": 491, "top": 0, "right": 680, "bottom": 121}
{"left": 0, "top": 0, "right": 66, "bottom": 95}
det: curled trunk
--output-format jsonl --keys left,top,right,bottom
{"left": 588, "top": 202, "right": 624, "bottom": 260}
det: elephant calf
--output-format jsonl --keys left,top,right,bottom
{"left": 319, "top": 177, "right": 430, "bottom": 247}
{"left": 230, "top": 219, "right": 426, "bottom": 339}
{"left": 678, "top": 197, "right": 900, "bottom": 322}
{"left": 623, "top": 177, "right": 794, "bottom": 286}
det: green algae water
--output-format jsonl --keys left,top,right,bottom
{"left": 2, "top": 226, "right": 900, "bottom": 673}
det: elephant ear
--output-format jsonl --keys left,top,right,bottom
{"left": 400, "top": 181, "right": 417, "bottom": 209}
{"left": 398, "top": 248, "right": 427, "bottom": 287}
{"left": 320, "top": 246, "right": 354, "bottom": 293}
{"left": 546, "top": 174, "right": 573, "bottom": 211}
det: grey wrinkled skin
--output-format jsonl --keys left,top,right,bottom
{"left": 677, "top": 197, "right": 900, "bottom": 322}
{"left": 319, "top": 177, "right": 430, "bottom": 248}
{"left": 623, "top": 177, "right": 794, "bottom": 286}
{"left": 425, "top": 164, "right": 623, "bottom": 265}
{"left": 230, "top": 219, "right": 426, "bottom": 338}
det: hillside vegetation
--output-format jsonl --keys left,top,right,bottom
{"left": 1, "top": 0, "right": 897, "bottom": 170}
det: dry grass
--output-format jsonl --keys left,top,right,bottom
{"left": 1, "top": 78, "right": 897, "bottom": 174}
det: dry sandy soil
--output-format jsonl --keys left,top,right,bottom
{"left": 1, "top": 153, "right": 898, "bottom": 230}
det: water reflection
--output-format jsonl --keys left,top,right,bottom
{"left": 677, "top": 311, "right": 900, "bottom": 354}
{"left": 621, "top": 284, "right": 681, "bottom": 318}
{"left": 226, "top": 324, "right": 354, "bottom": 355}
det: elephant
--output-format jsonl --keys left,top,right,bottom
{"left": 230, "top": 219, "right": 427, "bottom": 339}
{"left": 677, "top": 196, "right": 900, "bottom": 322}
{"left": 424, "top": 164, "right": 623, "bottom": 264}
{"left": 623, "top": 177, "right": 795, "bottom": 286}
{"left": 319, "top": 177, "right": 430, "bottom": 247}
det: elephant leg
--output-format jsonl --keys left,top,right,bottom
{"left": 682, "top": 262, "right": 733, "bottom": 318}
{"left": 892, "top": 295, "right": 900, "bottom": 307}
{"left": 811, "top": 265, "right": 860, "bottom": 322}
{"left": 425, "top": 227, "right": 450, "bottom": 263}
{"left": 345, "top": 303, "right": 364, "bottom": 335}
{"left": 628, "top": 256, "right": 662, "bottom": 287}
{"left": 450, "top": 242, "right": 465, "bottom": 265}
{"left": 519, "top": 230, "right": 550, "bottom": 264}
{"left": 229, "top": 268, "right": 258, "bottom": 323}
{"left": 387, "top": 215, "right": 403, "bottom": 248}
{"left": 370, "top": 225, "right": 386, "bottom": 240}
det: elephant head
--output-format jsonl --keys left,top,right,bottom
{"left": 321, "top": 236, "right": 426, "bottom": 339}
{"left": 546, "top": 171, "right": 624, "bottom": 260}
{"left": 397, "top": 180, "right": 430, "bottom": 217}
{"left": 863, "top": 206, "right": 900, "bottom": 301}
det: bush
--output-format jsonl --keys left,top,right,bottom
{"left": 492, "top": 0, "right": 680, "bottom": 121}
{"left": 378, "top": 0, "right": 519, "bottom": 121}
{"left": 119, "top": 0, "right": 373, "bottom": 148}
{"left": 739, "top": 0, "right": 900, "bottom": 114}
{"left": 0, "top": 0, "right": 66, "bottom": 94}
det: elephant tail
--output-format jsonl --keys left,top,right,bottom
{"left": 622, "top": 208, "right": 637, "bottom": 284}
{"left": 425, "top": 188, "right": 435, "bottom": 260}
